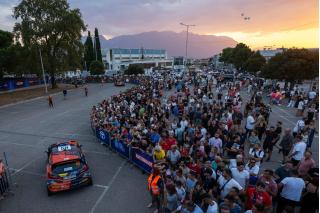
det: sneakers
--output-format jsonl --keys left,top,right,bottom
{"left": 147, "top": 203, "right": 153, "bottom": 208}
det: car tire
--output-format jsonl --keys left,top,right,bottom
{"left": 47, "top": 188, "right": 53, "bottom": 196}
{"left": 88, "top": 177, "right": 93, "bottom": 186}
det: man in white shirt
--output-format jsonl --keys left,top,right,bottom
{"left": 292, "top": 119, "right": 305, "bottom": 137}
{"left": 277, "top": 170, "right": 305, "bottom": 213}
{"left": 308, "top": 90, "right": 317, "bottom": 100}
{"left": 167, "top": 145, "right": 181, "bottom": 166}
{"left": 208, "top": 133, "right": 222, "bottom": 153}
{"left": 217, "top": 168, "right": 243, "bottom": 198}
{"left": 289, "top": 135, "right": 307, "bottom": 166}
{"left": 180, "top": 117, "right": 188, "bottom": 131}
{"left": 203, "top": 195, "right": 218, "bottom": 213}
{"left": 231, "top": 162, "right": 249, "bottom": 188}
{"left": 245, "top": 113, "right": 255, "bottom": 138}
{"left": 200, "top": 126, "right": 207, "bottom": 138}
{"left": 245, "top": 159, "right": 260, "bottom": 186}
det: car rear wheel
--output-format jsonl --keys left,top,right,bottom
{"left": 88, "top": 177, "right": 93, "bottom": 186}
{"left": 47, "top": 188, "right": 53, "bottom": 196}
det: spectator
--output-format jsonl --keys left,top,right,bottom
{"left": 248, "top": 144, "right": 264, "bottom": 166}
{"left": 175, "top": 180, "right": 186, "bottom": 205}
{"left": 153, "top": 145, "right": 165, "bottom": 163}
{"left": 245, "top": 182, "right": 272, "bottom": 211}
{"left": 288, "top": 135, "right": 306, "bottom": 167}
{"left": 165, "top": 184, "right": 178, "bottom": 212}
{"left": 217, "top": 169, "right": 243, "bottom": 199}
{"left": 219, "top": 194, "right": 242, "bottom": 213}
{"left": 297, "top": 150, "right": 316, "bottom": 177}
{"left": 202, "top": 194, "right": 218, "bottom": 213}
{"left": 245, "top": 159, "right": 260, "bottom": 186}
{"left": 276, "top": 170, "right": 305, "bottom": 213}
{"left": 274, "top": 161, "right": 293, "bottom": 183}
{"left": 245, "top": 113, "right": 255, "bottom": 139}
{"left": 167, "top": 145, "right": 181, "bottom": 167}
{"left": 248, "top": 131, "right": 260, "bottom": 148}
{"left": 231, "top": 162, "right": 249, "bottom": 189}
{"left": 279, "top": 128, "right": 294, "bottom": 163}
{"left": 258, "top": 169, "right": 278, "bottom": 199}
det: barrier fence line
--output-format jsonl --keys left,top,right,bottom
{"left": 93, "top": 127, "right": 153, "bottom": 174}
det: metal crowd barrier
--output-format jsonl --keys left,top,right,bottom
{"left": 0, "top": 153, "right": 13, "bottom": 198}
{"left": 91, "top": 126, "right": 153, "bottom": 174}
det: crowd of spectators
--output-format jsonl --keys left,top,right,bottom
{"left": 91, "top": 72, "right": 318, "bottom": 213}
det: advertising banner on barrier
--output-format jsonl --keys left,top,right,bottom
{"left": 131, "top": 148, "right": 153, "bottom": 173}
{"left": 111, "top": 139, "right": 130, "bottom": 159}
{"left": 96, "top": 129, "right": 110, "bottom": 145}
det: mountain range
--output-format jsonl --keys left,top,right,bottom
{"left": 85, "top": 31, "right": 237, "bottom": 58}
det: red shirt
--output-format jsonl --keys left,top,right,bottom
{"left": 161, "top": 137, "right": 176, "bottom": 151}
{"left": 187, "top": 163, "right": 201, "bottom": 175}
{"left": 246, "top": 187, "right": 272, "bottom": 210}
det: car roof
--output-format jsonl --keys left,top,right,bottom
{"left": 49, "top": 141, "right": 82, "bottom": 165}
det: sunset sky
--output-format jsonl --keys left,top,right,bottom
{"left": 0, "top": 0, "right": 318, "bottom": 49}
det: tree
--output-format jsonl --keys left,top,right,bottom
{"left": 124, "top": 64, "right": 144, "bottom": 75}
{"left": 244, "top": 51, "right": 266, "bottom": 74}
{"left": 84, "top": 31, "right": 95, "bottom": 69}
{"left": 89, "top": 60, "right": 104, "bottom": 75}
{"left": 13, "top": 0, "right": 86, "bottom": 88}
{"left": 261, "top": 48, "right": 318, "bottom": 82}
{"left": 0, "top": 30, "right": 14, "bottom": 79}
{"left": 219, "top": 47, "right": 234, "bottom": 64}
{"left": 231, "top": 43, "right": 252, "bottom": 71}
{"left": 94, "top": 28, "right": 102, "bottom": 62}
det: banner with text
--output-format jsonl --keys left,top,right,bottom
{"left": 131, "top": 148, "right": 153, "bottom": 173}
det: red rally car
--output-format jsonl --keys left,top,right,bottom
{"left": 46, "top": 140, "right": 92, "bottom": 196}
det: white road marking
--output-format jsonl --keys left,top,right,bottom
{"left": 10, "top": 168, "right": 45, "bottom": 177}
{"left": 274, "top": 105, "right": 295, "bottom": 117}
{"left": 279, "top": 115, "right": 296, "bottom": 125}
{"left": 93, "top": 184, "right": 109, "bottom": 189}
{"left": 89, "top": 160, "right": 126, "bottom": 213}
{"left": 12, "top": 157, "right": 43, "bottom": 176}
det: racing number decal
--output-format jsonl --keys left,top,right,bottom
{"left": 58, "top": 145, "right": 72, "bottom": 152}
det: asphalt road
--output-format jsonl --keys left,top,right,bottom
{"left": 0, "top": 83, "right": 318, "bottom": 213}
{"left": 0, "top": 83, "right": 151, "bottom": 213}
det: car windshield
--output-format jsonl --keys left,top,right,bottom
{"left": 52, "top": 160, "right": 82, "bottom": 174}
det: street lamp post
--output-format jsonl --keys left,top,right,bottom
{"left": 180, "top": 22, "right": 195, "bottom": 66}
{"left": 39, "top": 48, "right": 48, "bottom": 93}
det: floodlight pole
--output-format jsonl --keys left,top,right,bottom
{"left": 180, "top": 22, "right": 195, "bottom": 66}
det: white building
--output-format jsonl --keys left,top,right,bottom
{"left": 259, "top": 48, "right": 285, "bottom": 61}
{"left": 102, "top": 48, "right": 173, "bottom": 72}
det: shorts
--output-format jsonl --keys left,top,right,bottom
{"left": 282, "top": 149, "right": 290, "bottom": 156}
{"left": 291, "top": 158, "right": 300, "bottom": 166}
{"left": 263, "top": 141, "right": 274, "bottom": 151}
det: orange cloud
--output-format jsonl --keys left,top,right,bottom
{"left": 208, "top": 27, "right": 318, "bottom": 49}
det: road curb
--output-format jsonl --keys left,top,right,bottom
{"left": 0, "top": 87, "right": 77, "bottom": 110}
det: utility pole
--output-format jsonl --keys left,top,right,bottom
{"left": 39, "top": 48, "right": 48, "bottom": 93}
{"left": 180, "top": 22, "right": 195, "bottom": 66}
